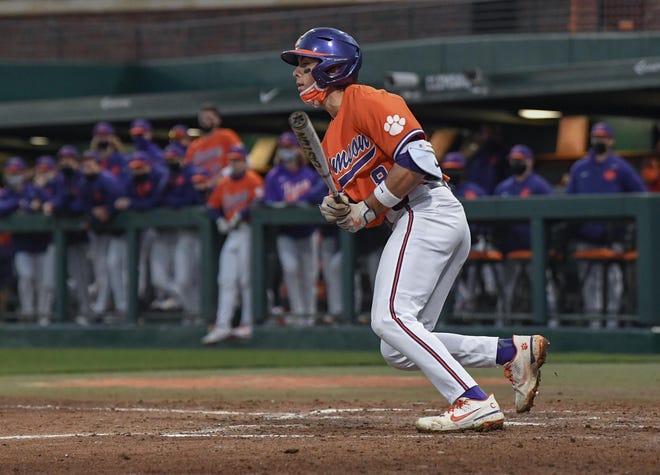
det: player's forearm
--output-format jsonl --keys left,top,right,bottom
{"left": 364, "top": 164, "right": 423, "bottom": 214}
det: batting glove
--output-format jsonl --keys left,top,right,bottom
{"left": 216, "top": 217, "right": 230, "bottom": 234}
{"left": 319, "top": 194, "right": 350, "bottom": 223}
{"left": 336, "top": 200, "right": 376, "bottom": 233}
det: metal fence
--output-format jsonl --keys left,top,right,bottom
{"left": 2, "top": 0, "right": 660, "bottom": 61}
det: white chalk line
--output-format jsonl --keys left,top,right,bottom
{"left": 0, "top": 404, "right": 652, "bottom": 442}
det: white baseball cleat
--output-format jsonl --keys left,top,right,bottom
{"left": 415, "top": 394, "right": 504, "bottom": 433}
{"left": 231, "top": 325, "right": 253, "bottom": 340}
{"left": 201, "top": 326, "right": 232, "bottom": 345}
{"left": 503, "top": 334, "right": 549, "bottom": 413}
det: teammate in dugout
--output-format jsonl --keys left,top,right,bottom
{"left": 185, "top": 103, "right": 243, "bottom": 188}
{"left": 202, "top": 144, "right": 265, "bottom": 344}
{"left": 43, "top": 146, "right": 95, "bottom": 324}
{"left": 0, "top": 157, "right": 53, "bottom": 325}
{"left": 74, "top": 150, "right": 127, "bottom": 323}
{"left": 264, "top": 132, "right": 327, "bottom": 326}
{"left": 281, "top": 27, "right": 549, "bottom": 432}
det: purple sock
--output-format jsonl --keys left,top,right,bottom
{"left": 460, "top": 385, "right": 489, "bottom": 401}
{"left": 496, "top": 338, "right": 515, "bottom": 365}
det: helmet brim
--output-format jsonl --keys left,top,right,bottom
{"left": 281, "top": 49, "right": 331, "bottom": 65}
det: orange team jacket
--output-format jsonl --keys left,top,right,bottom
{"left": 206, "top": 170, "right": 264, "bottom": 221}
{"left": 322, "top": 84, "right": 425, "bottom": 228}
{"left": 185, "top": 128, "right": 243, "bottom": 177}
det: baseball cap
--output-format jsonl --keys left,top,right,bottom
{"left": 164, "top": 144, "right": 185, "bottom": 159}
{"left": 93, "top": 121, "right": 115, "bottom": 136}
{"left": 4, "top": 156, "right": 26, "bottom": 173}
{"left": 35, "top": 155, "right": 56, "bottom": 171}
{"left": 57, "top": 145, "right": 80, "bottom": 160}
{"left": 127, "top": 151, "right": 150, "bottom": 169}
{"left": 129, "top": 118, "right": 153, "bottom": 136}
{"left": 441, "top": 152, "right": 466, "bottom": 169}
{"left": 590, "top": 122, "right": 614, "bottom": 138}
{"left": 278, "top": 131, "right": 299, "bottom": 148}
{"left": 168, "top": 124, "right": 189, "bottom": 140}
{"left": 508, "top": 144, "right": 534, "bottom": 161}
{"left": 227, "top": 144, "right": 247, "bottom": 161}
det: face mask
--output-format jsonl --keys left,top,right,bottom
{"left": 5, "top": 175, "right": 23, "bottom": 187}
{"left": 278, "top": 148, "right": 298, "bottom": 162}
{"left": 167, "top": 162, "right": 181, "bottom": 173}
{"left": 510, "top": 161, "right": 527, "bottom": 176}
{"left": 97, "top": 141, "right": 110, "bottom": 150}
{"left": 199, "top": 124, "right": 214, "bottom": 133}
{"left": 84, "top": 172, "right": 98, "bottom": 182}
{"left": 133, "top": 173, "right": 148, "bottom": 183}
{"left": 299, "top": 81, "right": 329, "bottom": 108}
{"left": 593, "top": 142, "right": 608, "bottom": 155}
{"left": 132, "top": 136, "right": 148, "bottom": 148}
{"left": 61, "top": 166, "right": 76, "bottom": 177}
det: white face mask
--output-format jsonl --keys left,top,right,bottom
{"left": 299, "top": 81, "right": 329, "bottom": 108}
{"left": 5, "top": 175, "right": 24, "bottom": 187}
{"left": 278, "top": 148, "right": 298, "bottom": 162}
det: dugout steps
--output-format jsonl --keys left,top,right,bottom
{"left": 0, "top": 323, "right": 658, "bottom": 353}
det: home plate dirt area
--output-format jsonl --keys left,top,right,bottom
{"left": 0, "top": 390, "right": 657, "bottom": 474}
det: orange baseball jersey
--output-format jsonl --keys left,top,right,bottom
{"left": 185, "top": 128, "right": 243, "bottom": 177}
{"left": 206, "top": 170, "right": 264, "bottom": 220}
{"left": 322, "top": 84, "right": 425, "bottom": 227}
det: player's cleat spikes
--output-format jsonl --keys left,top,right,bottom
{"left": 415, "top": 394, "right": 504, "bottom": 433}
{"left": 503, "top": 334, "right": 549, "bottom": 413}
{"left": 201, "top": 326, "right": 232, "bottom": 345}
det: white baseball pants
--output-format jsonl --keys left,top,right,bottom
{"left": 370, "top": 184, "right": 498, "bottom": 404}
{"left": 276, "top": 233, "right": 318, "bottom": 317}
{"left": 215, "top": 223, "right": 252, "bottom": 329}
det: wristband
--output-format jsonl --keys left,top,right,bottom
{"left": 374, "top": 181, "right": 402, "bottom": 208}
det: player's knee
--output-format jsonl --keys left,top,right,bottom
{"left": 370, "top": 311, "right": 399, "bottom": 339}
{"left": 380, "top": 341, "right": 418, "bottom": 371}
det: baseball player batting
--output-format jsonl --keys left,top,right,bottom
{"left": 281, "top": 27, "right": 549, "bottom": 432}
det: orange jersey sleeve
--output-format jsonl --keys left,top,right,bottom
{"left": 206, "top": 170, "right": 264, "bottom": 220}
{"left": 185, "top": 128, "right": 243, "bottom": 176}
{"left": 322, "top": 84, "right": 424, "bottom": 227}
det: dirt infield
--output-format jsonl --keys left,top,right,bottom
{"left": 1, "top": 373, "right": 658, "bottom": 474}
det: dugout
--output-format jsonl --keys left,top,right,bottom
{"left": 1, "top": 31, "right": 660, "bottom": 165}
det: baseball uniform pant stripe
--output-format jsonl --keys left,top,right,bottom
{"left": 387, "top": 205, "right": 470, "bottom": 391}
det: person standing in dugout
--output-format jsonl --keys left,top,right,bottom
{"left": 202, "top": 144, "right": 265, "bottom": 344}
{"left": 281, "top": 27, "right": 549, "bottom": 432}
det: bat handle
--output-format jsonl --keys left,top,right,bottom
{"left": 332, "top": 192, "right": 344, "bottom": 204}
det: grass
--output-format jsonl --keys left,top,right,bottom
{"left": 0, "top": 348, "right": 659, "bottom": 375}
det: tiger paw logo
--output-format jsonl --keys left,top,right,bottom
{"left": 384, "top": 115, "right": 406, "bottom": 136}
{"left": 521, "top": 342, "right": 528, "bottom": 351}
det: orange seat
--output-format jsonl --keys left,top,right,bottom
{"left": 621, "top": 250, "right": 638, "bottom": 261}
{"left": 506, "top": 250, "right": 532, "bottom": 260}
{"left": 468, "top": 250, "right": 503, "bottom": 261}
{"left": 572, "top": 248, "right": 622, "bottom": 260}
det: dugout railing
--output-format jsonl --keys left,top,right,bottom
{"left": 251, "top": 193, "right": 660, "bottom": 327}
{"left": 0, "top": 207, "right": 217, "bottom": 324}
{"left": 1, "top": 194, "right": 659, "bottom": 327}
